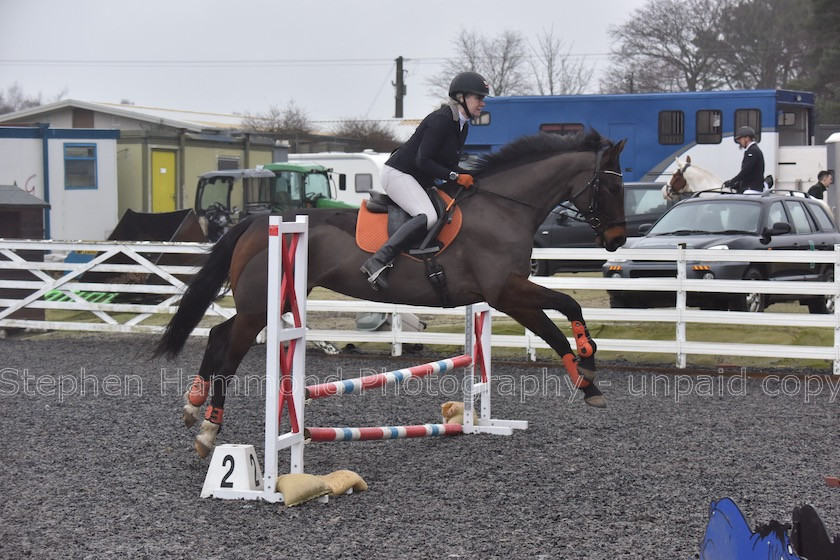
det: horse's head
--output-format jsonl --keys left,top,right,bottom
{"left": 664, "top": 156, "right": 692, "bottom": 201}
{"left": 568, "top": 138, "right": 628, "bottom": 252}
{"left": 472, "top": 130, "right": 627, "bottom": 251}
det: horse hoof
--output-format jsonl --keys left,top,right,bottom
{"left": 195, "top": 439, "right": 212, "bottom": 459}
{"left": 194, "top": 420, "right": 220, "bottom": 459}
{"left": 183, "top": 403, "right": 201, "bottom": 428}
{"left": 584, "top": 394, "right": 607, "bottom": 408}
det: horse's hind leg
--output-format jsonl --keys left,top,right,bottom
{"left": 494, "top": 275, "right": 604, "bottom": 408}
{"left": 182, "top": 318, "right": 235, "bottom": 428}
{"left": 195, "top": 312, "right": 266, "bottom": 458}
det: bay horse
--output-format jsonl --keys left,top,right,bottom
{"left": 153, "top": 130, "right": 628, "bottom": 458}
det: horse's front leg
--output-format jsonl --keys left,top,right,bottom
{"left": 493, "top": 275, "right": 604, "bottom": 408}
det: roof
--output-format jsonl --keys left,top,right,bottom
{"left": 199, "top": 169, "right": 275, "bottom": 180}
{"left": 0, "top": 184, "right": 50, "bottom": 208}
{"left": 262, "top": 161, "right": 328, "bottom": 172}
{"left": 0, "top": 99, "right": 423, "bottom": 140}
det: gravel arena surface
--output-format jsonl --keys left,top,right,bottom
{"left": 2, "top": 333, "right": 839, "bottom": 559}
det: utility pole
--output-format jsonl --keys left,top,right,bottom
{"left": 394, "top": 56, "right": 406, "bottom": 118}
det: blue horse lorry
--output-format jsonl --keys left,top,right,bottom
{"left": 465, "top": 89, "right": 825, "bottom": 192}
{"left": 468, "top": 89, "right": 828, "bottom": 275}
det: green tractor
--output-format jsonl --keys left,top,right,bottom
{"left": 195, "top": 162, "right": 356, "bottom": 241}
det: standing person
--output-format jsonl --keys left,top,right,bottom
{"left": 360, "top": 71, "right": 489, "bottom": 290}
{"left": 723, "top": 126, "right": 765, "bottom": 193}
{"left": 807, "top": 170, "right": 833, "bottom": 200}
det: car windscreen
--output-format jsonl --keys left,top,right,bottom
{"left": 647, "top": 200, "right": 762, "bottom": 235}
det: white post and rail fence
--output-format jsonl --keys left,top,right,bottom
{"left": 1, "top": 239, "right": 839, "bottom": 373}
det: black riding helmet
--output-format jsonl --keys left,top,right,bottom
{"left": 734, "top": 125, "right": 756, "bottom": 141}
{"left": 449, "top": 71, "right": 490, "bottom": 118}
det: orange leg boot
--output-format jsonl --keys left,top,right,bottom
{"left": 194, "top": 406, "right": 223, "bottom": 459}
{"left": 183, "top": 375, "right": 210, "bottom": 428}
{"left": 562, "top": 353, "right": 606, "bottom": 408}
{"left": 571, "top": 321, "right": 597, "bottom": 382}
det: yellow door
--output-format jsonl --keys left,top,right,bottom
{"left": 151, "top": 150, "right": 177, "bottom": 212}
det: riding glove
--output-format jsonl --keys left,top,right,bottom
{"left": 457, "top": 174, "right": 475, "bottom": 188}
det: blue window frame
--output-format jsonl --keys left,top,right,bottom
{"left": 64, "top": 143, "right": 98, "bottom": 189}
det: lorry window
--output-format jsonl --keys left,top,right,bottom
{"left": 658, "top": 111, "right": 684, "bottom": 145}
{"left": 734, "top": 109, "right": 761, "bottom": 142}
{"left": 540, "top": 123, "right": 584, "bottom": 135}
{"left": 355, "top": 174, "right": 373, "bottom": 193}
{"left": 696, "top": 110, "right": 722, "bottom": 144}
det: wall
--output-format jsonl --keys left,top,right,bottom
{"left": 0, "top": 127, "right": 119, "bottom": 241}
{"left": 47, "top": 136, "right": 119, "bottom": 240}
{"left": 0, "top": 137, "right": 42, "bottom": 198}
{"left": 181, "top": 143, "right": 273, "bottom": 211}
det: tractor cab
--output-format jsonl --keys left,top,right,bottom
{"left": 194, "top": 168, "right": 275, "bottom": 241}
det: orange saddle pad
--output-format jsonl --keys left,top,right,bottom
{"left": 355, "top": 191, "right": 463, "bottom": 256}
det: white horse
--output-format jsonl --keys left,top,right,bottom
{"left": 662, "top": 155, "right": 831, "bottom": 214}
{"left": 661, "top": 155, "right": 730, "bottom": 201}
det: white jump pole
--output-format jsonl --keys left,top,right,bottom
{"left": 205, "top": 215, "right": 308, "bottom": 503}
{"left": 463, "top": 303, "right": 528, "bottom": 435}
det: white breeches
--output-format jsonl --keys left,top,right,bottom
{"left": 381, "top": 165, "right": 436, "bottom": 230}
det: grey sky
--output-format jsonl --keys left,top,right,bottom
{"left": 0, "top": 0, "right": 649, "bottom": 120}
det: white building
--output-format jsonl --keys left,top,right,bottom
{"left": 0, "top": 126, "right": 119, "bottom": 241}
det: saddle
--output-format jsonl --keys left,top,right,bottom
{"left": 355, "top": 189, "right": 463, "bottom": 258}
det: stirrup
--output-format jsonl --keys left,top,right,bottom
{"left": 367, "top": 262, "right": 392, "bottom": 281}
{"left": 361, "top": 262, "right": 393, "bottom": 290}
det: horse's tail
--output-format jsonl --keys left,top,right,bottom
{"left": 152, "top": 216, "right": 256, "bottom": 360}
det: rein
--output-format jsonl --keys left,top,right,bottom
{"left": 473, "top": 184, "right": 537, "bottom": 208}
{"left": 467, "top": 144, "right": 624, "bottom": 235}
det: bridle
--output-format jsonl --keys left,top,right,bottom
{"left": 667, "top": 160, "right": 692, "bottom": 197}
{"left": 469, "top": 144, "right": 625, "bottom": 236}
{"left": 567, "top": 145, "right": 626, "bottom": 236}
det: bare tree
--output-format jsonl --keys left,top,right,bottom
{"left": 333, "top": 119, "right": 401, "bottom": 152}
{"left": 717, "top": 0, "right": 811, "bottom": 89}
{"left": 602, "top": 0, "right": 731, "bottom": 93}
{"left": 529, "top": 28, "right": 594, "bottom": 95}
{"left": 791, "top": 0, "right": 840, "bottom": 122}
{"left": 600, "top": 55, "right": 686, "bottom": 93}
{"left": 428, "top": 28, "right": 532, "bottom": 99}
{"left": 240, "top": 100, "right": 313, "bottom": 137}
{"left": 0, "top": 83, "right": 63, "bottom": 114}
{"left": 240, "top": 101, "right": 314, "bottom": 151}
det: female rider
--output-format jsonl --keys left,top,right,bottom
{"left": 360, "top": 71, "right": 489, "bottom": 290}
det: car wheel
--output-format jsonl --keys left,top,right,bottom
{"left": 608, "top": 292, "right": 645, "bottom": 308}
{"left": 530, "top": 258, "right": 549, "bottom": 277}
{"left": 730, "top": 267, "right": 766, "bottom": 312}
{"left": 807, "top": 270, "right": 835, "bottom": 314}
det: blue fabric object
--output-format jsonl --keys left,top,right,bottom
{"left": 699, "top": 498, "right": 800, "bottom": 560}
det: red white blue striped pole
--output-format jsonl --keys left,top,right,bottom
{"left": 305, "top": 424, "right": 463, "bottom": 442}
{"left": 305, "top": 354, "right": 472, "bottom": 399}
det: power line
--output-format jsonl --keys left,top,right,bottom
{"left": 0, "top": 52, "right": 616, "bottom": 69}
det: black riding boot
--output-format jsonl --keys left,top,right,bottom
{"left": 361, "top": 215, "right": 427, "bottom": 290}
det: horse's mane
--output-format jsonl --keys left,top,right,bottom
{"left": 474, "top": 129, "right": 608, "bottom": 177}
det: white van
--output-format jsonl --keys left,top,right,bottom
{"left": 288, "top": 150, "right": 389, "bottom": 207}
